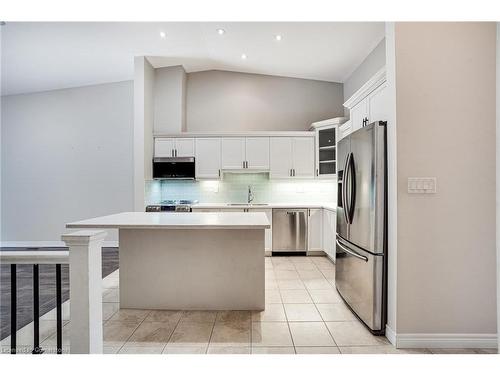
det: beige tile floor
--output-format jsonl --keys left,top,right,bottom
{"left": 1, "top": 256, "right": 497, "bottom": 355}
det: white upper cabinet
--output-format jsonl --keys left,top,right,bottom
{"left": 245, "top": 137, "right": 270, "bottom": 170}
{"left": 350, "top": 99, "right": 369, "bottom": 133}
{"left": 270, "top": 137, "right": 293, "bottom": 178}
{"left": 154, "top": 138, "right": 176, "bottom": 157}
{"left": 343, "top": 67, "right": 387, "bottom": 138}
{"left": 338, "top": 120, "right": 352, "bottom": 141}
{"left": 221, "top": 138, "right": 246, "bottom": 169}
{"left": 270, "top": 137, "right": 315, "bottom": 179}
{"left": 292, "top": 137, "right": 315, "bottom": 178}
{"left": 156, "top": 134, "right": 313, "bottom": 178}
{"left": 175, "top": 138, "right": 195, "bottom": 157}
{"left": 368, "top": 82, "right": 389, "bottom": 123}
{"left": 195, "top": 138, "right": 221, "bottom": 179}
{"left": 221, "top": 137, "right": 270, "bottom": 170}
{"left": 154, "top": 138, "right": 194, "bottom": 157}
{"left": 308, "top": 208, "right": 323, "bottom": 252}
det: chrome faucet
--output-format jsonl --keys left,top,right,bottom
{"left": 247, "top": 185, "right": 254, "bottom": 204}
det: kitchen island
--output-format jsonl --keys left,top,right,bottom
{"left": 66, "top": 212, "right": 270, "bottom": 310}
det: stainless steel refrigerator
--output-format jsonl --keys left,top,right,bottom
{"left": 336, "top": 121, "right": 387, "bottom": 334}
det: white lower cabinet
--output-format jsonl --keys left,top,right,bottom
{"left": 322, "top": 209, "right": 336, "bottom": 262}
{"left": 307, "top": 209, "right": 323, "bottom": 252}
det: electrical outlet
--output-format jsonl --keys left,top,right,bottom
{"left": 407, "top": 177, "right": 436, "bottom": 194}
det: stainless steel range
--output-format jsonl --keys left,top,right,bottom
{"left": 145, "top": 200, "right": 198, "bottom": 212}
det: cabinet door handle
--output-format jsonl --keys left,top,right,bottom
{"left": 316, "top": 168, "right": 319, "bottom": 176}
{"left": 218, "top": 169, "right": 221, "bottom": 178}
{"left": 289, "top": 169, "right": 292, "bottom": 177}
{"left": 293, "top": 169, "right": 296, "bottom": 177}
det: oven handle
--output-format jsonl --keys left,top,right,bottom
{"left": 336, "top": 239, "right": 368, "bottom": 262}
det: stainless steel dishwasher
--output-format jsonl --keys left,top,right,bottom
{"left": 272, "top": 209, "right": 308, "bottom": 254}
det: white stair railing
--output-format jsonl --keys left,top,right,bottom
{"left": 1, "top": 229, "right": 107, "bottom": 354}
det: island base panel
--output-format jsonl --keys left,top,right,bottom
{"left": 118, "top": 228, "right": 265, "bottom": 310}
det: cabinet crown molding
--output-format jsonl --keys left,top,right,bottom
{"left": 153, "top": 131, "right": 314, "bottom": 138}
{"left": 343, "top": 67, "right": 386, "bottom": 110}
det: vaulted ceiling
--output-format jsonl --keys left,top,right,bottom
{"left": 1, "top": 22, "right": 385, "bottom": 96}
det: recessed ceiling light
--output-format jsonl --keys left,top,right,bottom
{"left": 216, "top": 28, "right": 225, "bottom": 35}
{"left": 159, "top": 31, "right": 166, "bottom": 39}
{"left": 241, "top": 54, "right": 247, "bottom": 60}
{"left": 275, "top": 34, "right": 283, "bottom": 41}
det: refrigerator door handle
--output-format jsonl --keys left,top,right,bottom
{"left": 344, "top": 152, "right": 352, "bottom": 223}
{"left": 348, "top": 153, "right": 356, "bottom": 224}
{"left": 336, "top": 238, "right": 368, "bottom": 262}
{"left": 342, "top": 153, "right": 350, "bottom": 225}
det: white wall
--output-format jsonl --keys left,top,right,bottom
{"left": 1, "top": 81, "right": 134, "bottom": 244}
{"left": 186, "top": 70, "right": 344, "bottom": 131}
{"left": 154, "top": 65, "right": 186, "bottom": 134}
{"left": 384, "top": 22, "right": 398, "bottom": 340}
{"left": 394, "top": 22, "right": 497, "bottom": 343}
{"left": 0, "top": 26, "right": 3, "bottom": 244}
{"left": 343, "top": 38, "right": 386, "bottom": 102}
{"left": 496, "top": 22, "right": 500, "bottom": 350}
{"left": 133, "top": 57, "right": 154, "bottom": 211}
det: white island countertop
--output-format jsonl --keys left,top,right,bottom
{"left": 66, "top": 212, "right": 271, "bottom": 230}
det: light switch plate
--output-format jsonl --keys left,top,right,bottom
{"left": 407, "top": 177, "right": 437, "bottom": 194}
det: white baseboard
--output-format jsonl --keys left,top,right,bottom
{"left": 385, "top": 324, "right": 397, "bottom": 345}
{"left": 394, "top": 333, "right": 498, "bottom": 349}
{"left": 1, "top": 240, "right": 119, "bottom": 248}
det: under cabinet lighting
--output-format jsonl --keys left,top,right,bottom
{"left": 275, "top": 34, "right": 283, "bottom": 41}
{"left": 241, "top": 53, "right": 247, "bottom": 60}
{"left": 159, "top": 31, "right": 166, "bottom": 39}
{"left": 217, "top": 28, "right": 225, "bottom": 35}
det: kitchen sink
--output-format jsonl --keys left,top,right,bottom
{"left": 227, "top": 203, "right": 269, "bottom": 206}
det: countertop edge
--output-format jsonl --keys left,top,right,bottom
{"left": 66, "top": 224, "right": 270, "bottom": 230}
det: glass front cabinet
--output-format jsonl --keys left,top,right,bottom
{"left": 310, "top": 118, "right": 346, "bottom": 179}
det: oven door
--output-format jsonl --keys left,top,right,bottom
{"left": 152, "top": 157, "right": 195, "bottom": 179}
{"left": 335, "top": 235, "right": 385, "bottom": 333}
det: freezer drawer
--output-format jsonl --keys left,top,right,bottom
{"left": 272, "top": 209, "right": 307, "bottom": 252}
{"left": 335, "top": 235, "right": 385, "bottom": 333}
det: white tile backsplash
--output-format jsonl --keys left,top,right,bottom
{"left": 145, "top": 173, "right": 336, "bottom": 206}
